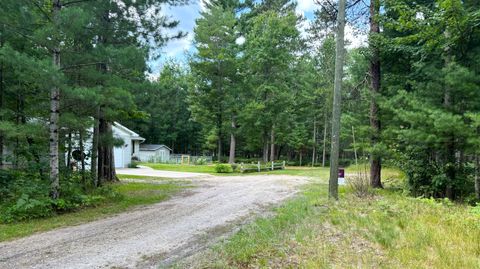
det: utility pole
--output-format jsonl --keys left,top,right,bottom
{"left": 328, "top": 0, "right": 347, "bottom": 200}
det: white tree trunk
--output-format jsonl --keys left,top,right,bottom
{"left": 50, "top": 0, "right": 62, "bottom": 199}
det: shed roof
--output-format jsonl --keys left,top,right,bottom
{"left": 140, "top": 144, "right": 172, "bottom": 152}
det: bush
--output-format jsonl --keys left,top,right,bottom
{"left": 128, "top": 161, "right": 140, "bottom": 168}
{"left": 347, "top": 170, "right": 374, "bottom": 198}
{"left": 231, "top": 163, "right": 240, "bottom": 172}
{"left": 0, "top": 172, "right": 123, "bottom": 223}
{"left": 215, "top": 164, "right": 233, "bottom": 173}
{"left": 195, "top": 158, "right": 208, "bottom": 165}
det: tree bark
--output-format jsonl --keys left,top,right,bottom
{"left": 352, "top": 126, "right": 358, "bottom": 166}
{"left": 369, "top": 0, "right": 382, "bottom": 189}
{"left": 50, "top": 0, "right": 62, "bottom": 199}
{"left": 322, "top": 114, "right": 328, "bottom": 167}
{"left": 475, "top": 154, "right": 480, "bottom": 200}
{"left": 270, "top": 126, "right": 275, "bottom": 162}
{"left": 79, "top": 130, "right": 86, "bottom": 188}
{"left": 97, "top": 114, "right": 117, "bottom": 184}
{"left": 228, "top": 118, "right": 236, "bottom": 164}
{"left": 263, "top": 138, "right": 269, "bottom": 163}
{"left": 217, "top": 113, "right": 223, "bottom": 162}
{"left": 312, "top": 118, "right": 316, "bottom": 167}
{"left": 66, "top": 132, "right": 72, "bottom": 170}
{"left": 0, "top": 27, "right": 4, "bottom": 168}
{"left": 91, "top": 112, "right": 99, "bottom": 186}
{"left": 328, "top": 0, "right": 346, "bottom": 200}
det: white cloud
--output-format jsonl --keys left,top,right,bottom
{"left": 296, "top": 0, "right": 316, "bottom": 15}
{"left": 345, "top": 24, "right": 368, "bottom": 49}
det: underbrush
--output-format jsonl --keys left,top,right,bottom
{"left": 0, "top": 179, "right": 188, "bottom": 242}
{"left": 0, "top": 171, "right": 121, "bottom": 223}
{"left": 192, "top": 184, "right": 480, "bottom": 269}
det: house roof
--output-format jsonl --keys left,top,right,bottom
{"left": 113, "top": 122, "right": 145, "bottom": 141}
{"left": 140, "top": 144, "right": 172, "bottom": 152}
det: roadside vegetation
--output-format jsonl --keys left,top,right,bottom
{"left": 0, "top": 181, "right": 190, "bottom": 242}
{"left": 192, "top": 182, "right": 480, "bottom": 269}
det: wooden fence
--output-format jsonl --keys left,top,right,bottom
{"left": 240, "top": 161, "right": 286, "bottom": 173}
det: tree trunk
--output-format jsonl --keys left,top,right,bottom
{"left": 49, "top": 0, "right": 62, "bottom": 199}
{"left": 299, "top": 151, "right": 303, "bottom": 166}
{"left": 97, "top": 109, "right": 117, "bottom": 184}
{"left": 66, "top": 132, "right": 72, "bottom": 170}
{"left": 79, "top": 130, "right": 86, "bottom": 188}
{"left": 369, "top": 0, "right": 382, "bottom": 189}
{"left": 263, "top": 133, "right": 269, "bottom": 163}
{"left": 91, "top": 112, "right": 99, "bottom": 186}
{"left": 352, "top": 126, "right": 358, "bottom": 166}
{"left": 475, "top": 154, "right": 480, "bottom": 200}
{"left": 228, "top": 118, "right": 236, "bottom": 164}
{"left": 312, "top": 118, "right": 316, "bottom": 167}
{"left": 217, "top": 114, "right": 223, "bottom": 162}
{"left": 0, "top": 28, "right": 4, "bottom": 168}
{"left": 322, "top": 114, "right": 328, "bottom": 167}
{"left": 328, "top": 0, "right": 347, "bottom": 200}
{"left": 270, "top": 126, "right": 275, "bottom": 162}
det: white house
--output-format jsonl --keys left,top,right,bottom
{"left": 137, "top": 144, "right": 172, "bottom": 163}
{"left": 112, "top": 122, "right": 145, "bottom": 168}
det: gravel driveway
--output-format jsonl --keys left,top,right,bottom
{"left": 0, "top": 174, "right": 309, "bottom": 269}
{"left": 116, "top": 166, "right": 209, "bottom": 179}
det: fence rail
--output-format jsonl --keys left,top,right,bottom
{"left": 148, "top": 155, "right": 213, "bottom": 165}
{"left": 240, "top": 161, "right": 286, "bottom": 173}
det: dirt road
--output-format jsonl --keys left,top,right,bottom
{"left": 0, "top": 174, "right": 308, "bottom": 269}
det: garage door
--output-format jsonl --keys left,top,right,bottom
{"left": 114, "top": 146, "right": 124, "bottom": 168}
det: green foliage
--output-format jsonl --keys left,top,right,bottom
{"left": 214, "top": 164, "right": 234, "bottom": 173}
{"left": 128, "top": 161, "right": 140, "bottom": 169}
{"left": 0, "top": 171, "right": 120, "bottom": 223}
{"left": 195, "top": 158, "right": 208, "bottom": 165}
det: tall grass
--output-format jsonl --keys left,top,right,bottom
{"left": 192, "top": 183, "right": 480, "bottom": 268}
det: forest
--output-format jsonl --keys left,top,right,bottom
{"left": 0, "top": 0, "right": 479, "bottom": 230}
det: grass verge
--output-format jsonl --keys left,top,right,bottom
{"left": 141, "top": 163, "right": 403, "bottom": 181}
{"left": 192, "top": 184, "right": 480, "bottom": 268}
{"left": 0, "top": 181, "right": 190, "bottom": 242}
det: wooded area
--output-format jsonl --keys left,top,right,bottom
{"left": 0, "top": 0, "right": 479, "bottom": 223}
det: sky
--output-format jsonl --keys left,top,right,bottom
{"left": 149, "top": 0, "right": 366, "bottom": 75}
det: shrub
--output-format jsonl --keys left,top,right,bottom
{"left": 2, "top": 194, "right": 54, "bottom": 222}
{"left": 0, "top": 172, "right": 122, "bottom": 223}
{"left": 195, "top": 158, "right": 208, "bottom": 165}
{"left": 347, "top": 170, "right": 374, "bottom": 198}
{"left": 215, "top": 164, "right": 233, "bottom": 173}
{"left": 128, "top": 161, "right": 140, "bottom": 168}
{"left": 231, "top": 163, "right": 240, "bottom": 172}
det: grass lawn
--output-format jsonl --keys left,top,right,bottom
{"left": 0, "top": 181, "right": 190, "bottom": 242}
{"left": 117, "top": 174, "right": 171, "bottom": 180}
{"left": 192, "top": 183, "right": 480, "bottom": 268}
{"left": 142, "top": 163, "right": 218, "bottom": 174}
{"left": 141, "top": 163, "right": 404, "bottom": 181}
